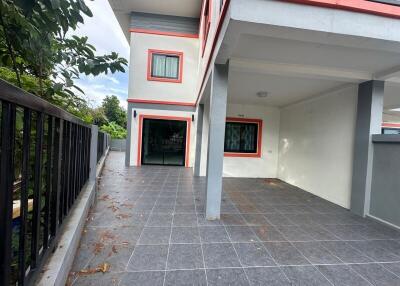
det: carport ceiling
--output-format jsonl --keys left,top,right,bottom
{"left": 228, "top": 70, "right": 344, "bottom": 107}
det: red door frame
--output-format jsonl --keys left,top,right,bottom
{"left": 137, "top": 114, "right": 192, "bottom": 167}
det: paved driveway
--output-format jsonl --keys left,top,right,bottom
{"left": 68, "top": 151, "right": 400, "bottom": 286}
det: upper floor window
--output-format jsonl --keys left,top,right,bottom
{"left": 147, "top": 49, "right": 183, "bottom": 83}
{"left": 224, "top": 118, "right": 263, "bottom": 158}
{"left": 202, "top": 0, "right": 211, "bottom": 56}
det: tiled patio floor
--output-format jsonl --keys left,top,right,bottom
{"left": 68, "top": 151, "right": 400, "bottom": 286}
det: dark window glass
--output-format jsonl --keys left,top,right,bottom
{"left": 224, "top": 122, "right": 258, "bottom": 153}
{"left": 382, "top": 128, "right": 400, "bottom": 135}
{"left": 151, "top": 54, "right": 180, "bottom": 79}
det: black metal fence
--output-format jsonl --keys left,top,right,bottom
{"left": 97, "top": 131, "right": 109, "bottom": 163}
{"left": 0, "top": 80, "right": 93, "bottom": 285}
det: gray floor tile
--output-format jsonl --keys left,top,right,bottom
{"left": 138, "top": 227, "right": 171, "bottom": 245}
{"left": 351, "top": 263, "right": 400, "bottom": 286}
{"left": 206, "top": 268, "right": 250, "bottom": 286}
{"left": 85, "top": 244, "right": 134, "bottom": 272}
{"left": 293, "top": 242, "right": 342, "bottom": 264}
{"left": 171, "top": 227, "right": 200, "bottom": 243}
{"left": 126, "top": 245, "right": 168, "bottom": 271}
{"left": 317, "top": 265, "right": 371, "bottom": 286}
{"left": 245, "top": 267, "right": 291, "bottom": 286}
{"left": 202, "top": 243, "right": 241, "bottom": 268}
{"left": 72, "top": 272, "right": 121, "bottom": 286}
{"left": 225, "top": 226, "right": 259, "bottom": 242}
{"left": 220, "top": 214, "right": 247, "bottom": 226}
{"left": 242, "top": 214, "right": 270, "bottom": 226}
{"left": 251, "top": 226, "right": 287, "bottom": 242}
{"left": 71, "top": 244, "right": 94, "bottom": 272}
{"left": 119, "top": 271, "right": 165, "bottom": 286}
{"left": 167, "top": 244, "right": 204, "bottom": 270}
{"left": 319, "top": 241, "right": 372, "bottom": 263}
{"left": 165, "top": 269, "right": 207, "bottom": 286}
{"left": 276, "top": 226, "right": 314, "bottom": 242}
{"left": 197, "top": 214, "right": 224, "bottom": 226}
{"left": 322, "top": 225, "right": 366, "bottom": 240}
{"left": 282, "top": 266, "right": 332, "bottom": 286}
{"left": 146, "top": 213, "right": 173, "bottom": 227}
{"left": 382, "top": 262, "right": 400, "bottom": 276}
{"left": 173, "top": 213, "right": 198, "bottom": 226}
{"left": 199, "top": 226, "right": 230, "bottom": 243}
{"left": 348, "top": 240, "right": 400, "bottom": 262}
{"left": 264, "top": 214, "right": 294, "bottom": 226}
{"left": 300, "top": 225, "right": 339, "bottom": 241}
{"left": 264, "top": 242, "right": 310, "bottom": 266}
{"left": 233, "top": 243, "right": 276, "bottom": 266}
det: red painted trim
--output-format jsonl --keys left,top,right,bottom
{"left": 224, "top": 117, "right": 263, "bottom": 158}
{"left": 127, "top": 99, "right": 196, "bottom": 107}
{"left": 147, "top": 49, "right": 184, "bottom": 83}
{"left": 195, "top": 0, "right": 230, "bottom": 106}
{"left": 285, "top": 0, "right": 400, "bottom": 19}
{"left": 382, "top": 122, "right": 400, "bottom": 128}
{"left": 137, "top": 114, "right": 192, "bottom": 167}
{"left": 129, "top": 28, "right": 199, "bottom": 39}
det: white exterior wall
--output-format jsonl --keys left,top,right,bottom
{"left": 278, "top": 86, "right": 358, "bottom": 208}
{"left": 199, "top": 103, "right": 280, "bottom": 178}
{"left": 128, "top": 108, "right": 196, "bottom": 167}
{"left": 129, "top": 33, "right": 199, "bottom": 103}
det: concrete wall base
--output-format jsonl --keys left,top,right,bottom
{"left": 36, "top": 148, "right": 109, "bottom": 286}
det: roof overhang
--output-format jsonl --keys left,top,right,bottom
{"left": 108, "top": 0, "right": 202, "bottom": 41}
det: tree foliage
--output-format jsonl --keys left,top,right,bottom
{"left": 102, "top": 95, "right": 127, "bottom": 128}
{"left": 0, "top": 0, "right": 128, "bottom": 125}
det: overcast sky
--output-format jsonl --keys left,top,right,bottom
{"left": 74, "top": 0, "right": 130, "bottom": 108}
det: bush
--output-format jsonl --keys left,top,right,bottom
{"left": 100, "top": 122, "right": 127, "bottom": 139}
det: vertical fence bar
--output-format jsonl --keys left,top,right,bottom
{"left": 63, "top": 122, "right": 71, "bottom": 216}
{"left": 51, "top": 119, "right": 63, "bottom": 237}
{"left": 43, "top": 116, "right": 54, "bottom": 249}
{"left": 18, "top": 108, "right": 32, "bottom": 286}
{"left": 31, "top": 112, "right": 44, "bottom": 269}
{"left": 0, "top": 102, "right": 16, "bottom": 286}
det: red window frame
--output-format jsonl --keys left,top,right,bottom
{"left": 147, "top": 49, "right": 184, "bottom": 83}
{"left": 201, "top": 0, "right": 212, "bottom": 57}
{"left": 224, "top": 117, "right": 263, "bottom": 158}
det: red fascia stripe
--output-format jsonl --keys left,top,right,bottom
{"left": 285, "top": 0, "right": 400, "bottom": 19}
{"left": 382, "top": 122, "right": 400, "bottom": 128}
{"left": 129, "top": 28, "right": 199, "bottom": 39}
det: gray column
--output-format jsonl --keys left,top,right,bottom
{"left": 206, "top": 63, "right": 229, "bottom": 220}
{"left": 350, "top": 80, "right": 384, "bottom": 216}
{"left": 194, "top": 104, "right": 204, "bottom": 176}
{"left": 89, "top": 125, "right": 99, "bottom": 182}
{"left": 125, "top": 103, "right": 133, "bottom": 166}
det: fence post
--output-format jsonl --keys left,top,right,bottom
{"left": 90, "top": 125, "right": 98, "bottom": 182}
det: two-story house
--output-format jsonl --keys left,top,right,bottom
{"left": 109, "top": 0, "right": 400, "bottom": 222}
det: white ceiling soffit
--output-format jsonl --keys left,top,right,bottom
{"left": 109, "top": 0, "right": 202, "bottom": 18}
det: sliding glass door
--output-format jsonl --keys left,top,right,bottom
{"left": 141, "top": 119, "right": 187, "bottom": 166}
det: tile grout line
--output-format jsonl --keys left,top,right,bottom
{"left": 221, "top": 212, "right": 253, "bottom": 285}
{"left": 162, "top": 169, "right": 178, "bottom": 286}
{"left": 194, "top": 179, "right": 209, "bottom": 286}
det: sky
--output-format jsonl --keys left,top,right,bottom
{"left": 74, "top": 0, "right": 130, "bottom": 109}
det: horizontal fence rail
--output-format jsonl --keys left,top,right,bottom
{"left": 0, "top": 80, "right": 107, "bottom": 286}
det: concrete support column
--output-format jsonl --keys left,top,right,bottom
{"left": 351, "top": 80, "right": 384, "bottom": 216}
{"left": 89, "top": 125, "right": 99, "bottom": 182}
{"left": 206, "top": 63, "right": 229, "bottom": 220}
{"left": 125, "top": 103, "right": 133, "bottom": 166}
{"left": 194, "top": 104, "right": 204, "bottom": 176}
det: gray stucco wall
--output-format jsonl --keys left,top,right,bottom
{"left": 369, "top": 135, "right": 400, "bottom": 228}
{"left": 111, "top": 139, "right": 126, "bottom": 152}
{"left": 130, "top": 12, "right": 199, "bottom": 35}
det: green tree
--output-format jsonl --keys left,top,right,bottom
{"left": 102, "top": 95, "right": 127, "bottom": 128}
{"left": 0, "top": 0, "right": 128, "bottom": 121}
{"left": 100, "top": 121, "right": 127, "bottom": 139}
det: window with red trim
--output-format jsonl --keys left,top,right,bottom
{"left": 201, "top": 0, "right": 211, "bottom": 56}
{"left": 224, "top": 118, "right": 263, "bottom": 158}
{"left": 147, "top": 49, "right": 183, "bottom": 83}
